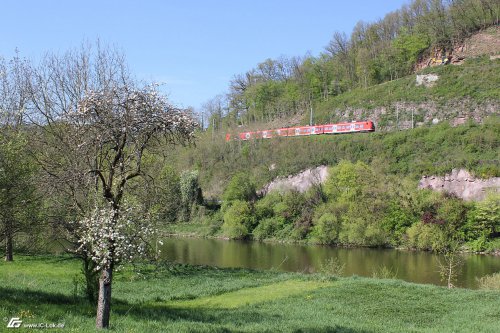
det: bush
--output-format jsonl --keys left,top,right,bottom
{"left": 254, "top": 192, "right": 282, "bottom": 220}
{"left": 405, "top": 222, "right": 447, "bottom": 251}
{"left": 203, "top": 210, "right": 224, "bottom": 236}
{"left": 382, "top": 200, "right": 417, "bottom": 245}
{"left": 310, "top": 212, "right": 341, "bottom": 244}
{"left": 222, "top": 200, "right": 255, "bottom": 239}
{"left": 339, "top": 216, "right": 366, "bottom": 246}
{"left": 466, "top": 193, "right": 500, "bottom": 239}
{"left": 466, "top": 234, "right": 489, "bottom": 252}
{"left": 179, "top": 170, "right": 202, "bottom": 221}
{"left": 477, "top": 272, "right": 500, "bottom": 290}
{"left": 222, "top": 173, "right": 256, "bottom": 204}
{"left": 372, "top": 266, "right": 398, "bottom": 279}
{"left": 279, "top": 190, "right": 307, "bottom": 222}
{"left": 337, "top": 211, "right": 387, "bottom": 247}
{"left": 318, "top": 257, "right": 345, "bottom": 276}
{"left": 252, "top": 216, "right": 285, "bottom": 241}
{"left": 324, "top": 160, "right": 373, "bottom": 202}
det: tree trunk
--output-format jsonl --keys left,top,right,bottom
{"left": 96, "top": 265, "right": 113, "bottom": 329}
{"left": 5, "top": 220, "right": 13, "bottom": 262}
{"left": 83, "top": 256, "right": 99, "bottom": 304}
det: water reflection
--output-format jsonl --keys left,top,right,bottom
{"left": 160, "top": 237, "right": 500, "bottom": 289}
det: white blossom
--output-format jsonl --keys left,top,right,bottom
{"left": 74, "top": 204, "right": 157, "bottom": 271}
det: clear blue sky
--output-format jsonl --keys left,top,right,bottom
{"left": 1, "top": 0, "right": 409, "bottom": 111}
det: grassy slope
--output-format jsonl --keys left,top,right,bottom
{"left": 313, "top": 56, "right": 500, "bottom": 124}
{"left": 1, "top": 256, "right": 500, "bottom": 332}
{"left": 168, "top": 58, "right": 500, "bottom": 198}
{"left": 177, "top": 117, "right": 499, "bottom": 198}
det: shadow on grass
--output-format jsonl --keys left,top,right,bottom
{"left": 0, "top": 287, "right": 96, "bottom": 320}
{"left": 118, "top": 302, "right": 373, "bottom": 332}
{"left": 0, "top": 287, "right": 372, "bottom": 332}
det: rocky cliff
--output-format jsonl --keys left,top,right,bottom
{"left": 419, "top": 169, "right": 500, "bottom": 201}
{"left": 260, "top": 166, "right": 328, "bottom": 195}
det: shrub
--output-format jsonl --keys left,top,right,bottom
{"left": 318, "top": 257, "right": 345, "bottom": 276}
{"left": 382, "top": 200, "right": 417, "bottom": 245}
{"left": 222, "top": 173, "right": 256, "bottom": 204}
{"left": 252, "top": 216, "right": 285, "bottom": 241}
{"left": 324, "top": 160, "right": 373, "bottom": 202}
{"left": 339, "top": 216, "right": 367, "bottom": 246}
{"left": 466, "top": 193, "right": 500, "bottom": 239}
{"left": 222, "top": 200, "right": 255, "bottom": 239}
{"left": 372, "top": 266, "right": 398, "bottom": 279}
{"left": 477, "top": 272, "right": 500, "bottom": 290}
{"left": 405, "top": 222, "right": 447, "bottom": 251}
{"left": 310, "top": 212, "right": 341, "bottom": 244}
{"left": 254, "top": 192, "right": 282, "bottom": 220}
{"left": 203, "top": 210, "right": 224, "bottom": 236}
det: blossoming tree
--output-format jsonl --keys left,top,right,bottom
{"left": 72, "top": 85, "right": 197, "bottom": 328}
{"left": 26, "top": 46, "right": 197, "bottom": 329}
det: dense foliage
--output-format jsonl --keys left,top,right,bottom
{"left": 199, "top": 160, "right": 499, "bottom": 253}
{"left": 175, "top": 117, "right": 499, "bottom": 198}
{"left": 199, "top": 0, "right": 499, "bottom": 128}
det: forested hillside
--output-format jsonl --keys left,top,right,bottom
{"left": 159, "top": 0, "right": 500, "bottom": 250}
{"left": 2, "top": 2, "right": 500, "bottom": 330}
{"left": 1, "top": 0, "right": 499, "bottom": 263}
{"left": 173, "top": 116, "right": 499, "bottom": 198}
{"left": 184, "top": 0, "right": 500, "bottom": 196}
{"left": 199, "top": 0, "right": 499, "bottom": 131}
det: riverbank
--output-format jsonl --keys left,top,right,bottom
{"left": 161, "top": 222, "right": 500, "bottom": 255}
{"left": 1, "top": 255, "right": 499, "bottom": 332}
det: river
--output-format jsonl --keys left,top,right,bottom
{"left": 160, "top": 237, "right": 500, "bottom": 289}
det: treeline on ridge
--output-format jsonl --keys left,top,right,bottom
{"left": 200, "top": 0, "right": 498, "bottom": 128}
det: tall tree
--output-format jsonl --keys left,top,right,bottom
{"left": 0, "top": 132, "right": 38, "bottom": 261}
{"left": 0, "top": 55, "right": 39, "bottom": 261}
{"left": 25, "top": 44, "right": 197, "bottom": 329}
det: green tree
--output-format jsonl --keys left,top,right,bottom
{"left": 222, "top": 173, "right": 256, "bottom": 205}
{"left": 310, "top": 212, "right": 340, "bottom": 244}
{"left": 180, "top": 170, "right": 202, "bottom": 221}
{"left": 222, "top": 200, "right": 255, "bottom": 239}
{"left": 324, "top": 160, "right": 373, "bottom": 202}
{"left": 154, "top": 165, "right": 182, "bottom": 223}
{"left": 0, "top": 132, "right": 39, "bottom": 261}
{"left": 392, "top": 29, "right": 430, "bottom": 73}
{"left": 467, "top": 193, "right": 500, "bottom": 238}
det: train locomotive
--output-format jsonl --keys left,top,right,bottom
{"left": 225, "top": 121, "right": 375, "bottom": 141}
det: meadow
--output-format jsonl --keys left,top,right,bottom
{"left": 1, "top": 255, "right": 500, "bottom": 332}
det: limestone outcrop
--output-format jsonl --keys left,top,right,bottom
{"left": 419, "top": 169, "right": 500, "bottom": 201}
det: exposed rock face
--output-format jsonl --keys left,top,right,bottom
{"left": 419, "top": 169, "right": 500, "bottom": 201}
{"left": 416, "top": 74, "right": 439, "bottom": 87}
{"left": 261, "top": 167, "right": 498, "bottom": 201}
{"left": 260, "top": 166, "right": 328, "bottom": 195}
{"left": 415, "top": 26, "right": 500, "bottom": 69}
{"left": 340, "top": 99, "right": 498, "bottom": 131}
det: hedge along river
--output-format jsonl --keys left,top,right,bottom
{"left": 160, "top": 237, "right": 500, "bottom": 289}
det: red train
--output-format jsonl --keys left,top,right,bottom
{"left": 225, "top": 121, "right": 375, "bottom": 141}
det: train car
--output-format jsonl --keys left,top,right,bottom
{"left": 275, "top": 128, "right": 289, "bottom": 137}
{"left": 254, "top": 131, "right": 263, "bottom": 139}
{"left": 296, "top": 126, "right": 313, "bottom": 136}
{"left": 262, "top": 130, "right": 273, "bottom": 139}
{"left": 239, "top": 132, "right": 252, "bottom": 140}
{"left": 227, "top": 120, "right": 374, "bottom": 142}
{"left": 358, "top": 121, "right": 375, "bottom": 132}
{"left": 311, "top": 125, "right": 324, "bottom": 135}
{"left": 323, "top": 121, "right": 374, "bottom": 134}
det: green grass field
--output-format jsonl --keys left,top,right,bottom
{"left": 1, "top": 255, "right": 500, "bottom": 332}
